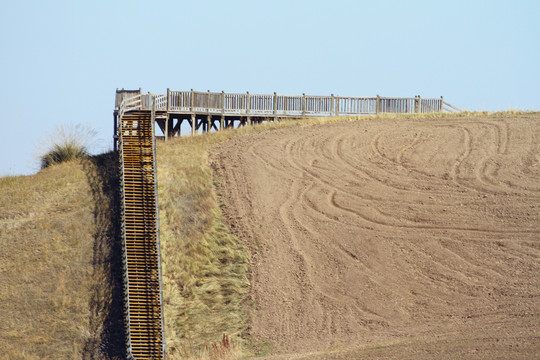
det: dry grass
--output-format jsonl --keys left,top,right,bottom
{"left": 0, "top": 155, "right": 123, "bottom": 359}
{"left": 157, "top": 131, "right": 251, "bottom": 359}
{"left": 38, "top": 124, "right": 96, "bottom": 169}
{"left": 0, "top": 161, "right": 94, "bottom": 359}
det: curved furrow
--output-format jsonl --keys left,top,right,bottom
{"left": 396, "top": 130, "right": 423, "bottom": 164}
{"left": 450, "top": 125, "right": 472, "bottom": 185}
{"left": 331, "top": 186, "right": 538, "bottom": 234}
{"left": 215, "top": 114, "right": 540, "bottom": 357}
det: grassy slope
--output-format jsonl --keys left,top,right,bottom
{"left": 0, "top": 156, "right": 124, "bottom": 360}
{"left": 0, "top": 162, "right": 95, "bottom": 359}
{"left": 157, "top": 132, "right": 250, "bottom": 359}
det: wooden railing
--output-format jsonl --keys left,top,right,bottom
{"left": 115, "top": 89, "right": 460, "bottom": 116}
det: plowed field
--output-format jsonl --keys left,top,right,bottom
{"left": 214, "top": 114, "right": 540, "bottom": 359}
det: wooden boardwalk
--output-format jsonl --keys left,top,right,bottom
{"left": 114, "top": 89, "right": 460, "bottom": 141}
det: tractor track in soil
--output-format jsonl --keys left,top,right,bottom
{"left": 214, "top": 114, "right": 540, "bottom": 359}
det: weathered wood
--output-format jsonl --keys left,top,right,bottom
{"left": 246, "top": 92, "right": 251, "bottom": 125}
{"left": 115, "top": 89, "right": 453, "bottom": 144}
{"left": 443, "top": 101, "right": 462, "bottom": 112}
{"left": 164, "top": 114, "right": 168, "bottom": 141}
{"left": 221, "top": 91, "right": 225, "bottom": 115}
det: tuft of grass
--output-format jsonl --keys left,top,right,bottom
{"left": 38, "top": 124, "right": 96, "bottom": 169}
{"left": 41, "top": 142, "right": 88, "bottom": 169}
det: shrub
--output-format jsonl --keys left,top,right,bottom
{"left": 39, "top": 124, "right": 96, "bottom": 169}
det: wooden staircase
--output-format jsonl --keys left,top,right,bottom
{"left": 118, "top": 110, "right": 165, "bottom": 359}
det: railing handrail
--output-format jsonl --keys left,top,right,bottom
{"left": 117, "top": 89, "right": 458, "bottom": 117}
{"left": 443, "top": 101, "right": 462, "bottom": 113}
{"left": 116, "top": 102, "right": 134, "bottom": 357}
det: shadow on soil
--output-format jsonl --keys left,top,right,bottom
{"left": 82, "top": 152, "right": 126, "bottom": 359}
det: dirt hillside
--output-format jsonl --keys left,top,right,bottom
{"left": 214, "top": 113, "right": 540, "bottom": 359}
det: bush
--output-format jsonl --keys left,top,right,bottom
{"left": 39, "top": 124, "right": 96, "bottom": 169}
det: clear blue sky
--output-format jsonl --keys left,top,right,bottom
{"left": 1, "top": 0, "right": 538, "bottom": 176}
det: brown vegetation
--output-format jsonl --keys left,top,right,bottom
{"left": 0, "top": 155, "right": 123, "bottom": 359}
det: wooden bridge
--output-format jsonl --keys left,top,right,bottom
{"left": 114, "top": 89, "right": 460, "bottom": 142}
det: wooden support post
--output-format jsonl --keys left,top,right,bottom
{"left": 302, "top": 93, "right": 306, "bottom": 116}
{"left": 376, "top": 95, "right": 381, "bottom": 115}
{"left": 273, "top": 92, "right": 277, "bottom": 115}
{"left": 417, "top": 95, "right": 422, "bottom": 113}
{"left": 246, "top": 91, "right": 251, "bottom": 126}
{"left": 191, "top": 114, "right": 195, "bottom": 136}
{"left": 440, "top": 96, "right": 443, "bottom": 112}
{"left": 220, "top": 115, "right": 224, "bottom": 131}
{"left": 165, "top": 115, "right": 169, "bottom": 141}
{"left": 207, "top": 115, "right": 211, "bottom": 133}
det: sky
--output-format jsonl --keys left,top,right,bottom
{"left": 1, "top": 0, "right": 539, "bottom": 176}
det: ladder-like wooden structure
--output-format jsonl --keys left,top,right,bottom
{"left": 118, "top": 103, "right": 165, "bottom": 359}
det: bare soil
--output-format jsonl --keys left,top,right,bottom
{"left": 214, "top": 114, "right": 540, "bottom": 359}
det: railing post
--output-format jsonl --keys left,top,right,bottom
{"left": 207, "top": 90, "right": 211, "bottom": 114}
{"left": 376, "top": 95, "right": 381, "bottom": 115}
{"left": 273, "top": 92, "right": 277, "bottom": 115}
{"left": 418, "top": 95, "right": 422, "bottom": 113}
{"left": 246, "top": 91, "right": 251, "bottom": 125}
{"left": 302, "top": 93, "right": 306, "bottom": 116}
{"left": 331, "top": 94, "right": 335, "bottom": 116}
{"left": 190, "top": 89, "right": 195, "bottom": 136}
{"left": 440, "top": 96, "right": 443, "bottom": 112}
{"left": 205, "top": 90, "right": 211, "bottom": 133}
{"left": 165, "top": 88, "right": 170, "bottom": 141}
{"left": 221, "top": 91, "right": 225, "bottom": 131}
{"left": 221, "top": 91, "right": 225, "bottom": 115}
